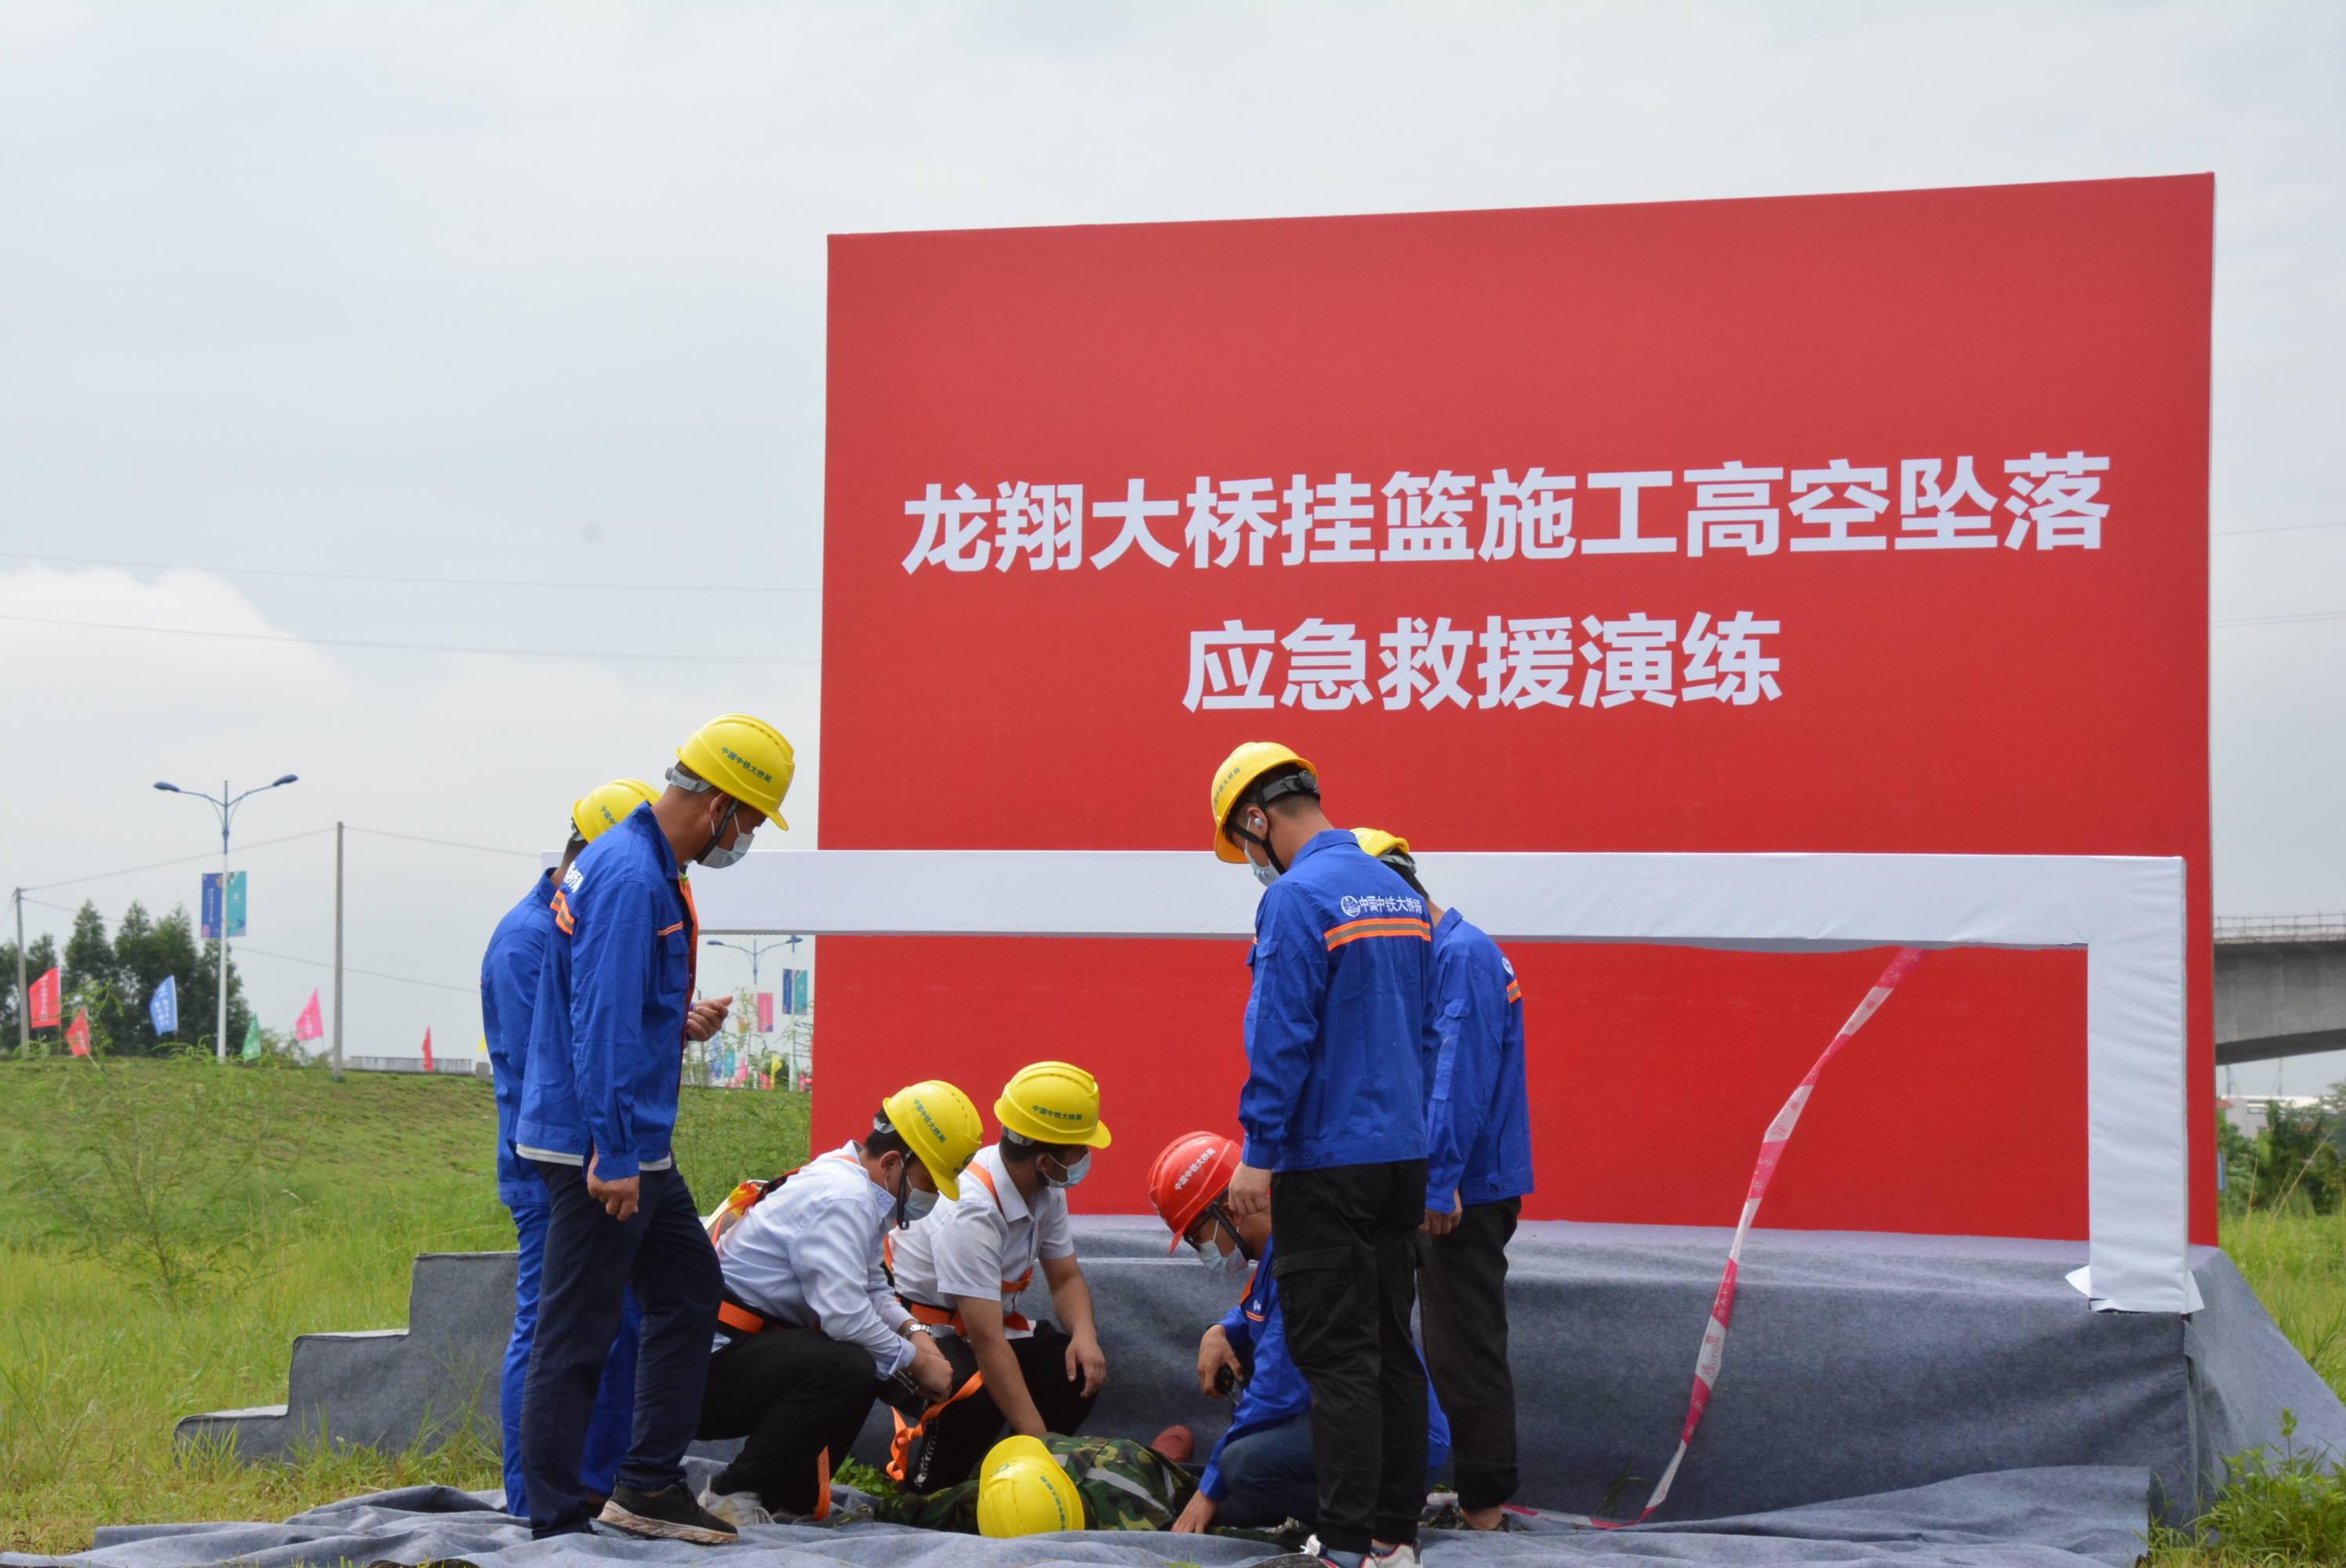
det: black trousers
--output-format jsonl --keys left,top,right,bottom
{"left": 1270, "top": 1160, "right": 1428, "bottom": 1555}
{"left": 518, "top": 1161, "right": 720, "bottom": 1536}
{"left": 897, "top": 1320, "right": 1097, "bottom": 1490}
{"left": 699, "top": 1327, "right": 877, "bottom": 1515}
{"left": 1420, "top": 1195, "right": 1522, "bottom": 1511}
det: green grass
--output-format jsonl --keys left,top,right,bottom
{"left": 9, "top": 1058, "right": 2346, "bottom": 1561}
{"left": 0, "top": 1057, "right": 808, "bottom": 1555}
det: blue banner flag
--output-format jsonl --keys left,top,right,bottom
{"left": 150, "top": 975, "right": 177, "bottom": 1036}
{"left": 201, "top": 873, "right": 223, "bottom": 940}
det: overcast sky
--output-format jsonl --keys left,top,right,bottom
{"left": 2, "top": 2, "right": 2340, "bottom": 1087}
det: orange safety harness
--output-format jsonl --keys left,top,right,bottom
{"left": 884, "top": 1161, "right": 1038, "bottom": 1483}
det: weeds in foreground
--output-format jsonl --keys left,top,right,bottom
{"left": 2148, "top": 1413, "right": 2346, "bottom": 1566}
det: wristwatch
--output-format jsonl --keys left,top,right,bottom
{"left": 899, "top": 1318, "right": 932, "bottom": 1339}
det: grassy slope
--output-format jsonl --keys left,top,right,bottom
{"left": 5, "top": 1061, "right": 2345, "bottom": 1561}
{"left": 0, "top": 1059, "right": 808, "bottom": 1554}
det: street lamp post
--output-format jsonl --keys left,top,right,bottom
{"left": 705, "top": 936, "right": 797, "bottom": 1082}
{"left": 155, "top": 774, "right": 299, "bottom": 1061}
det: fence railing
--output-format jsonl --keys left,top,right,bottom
{"left": 2215, "top": 914, "right": 2346, "bottom": 943}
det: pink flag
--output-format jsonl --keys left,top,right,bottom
{"left": 28, "top": 967, "right": 60, "bottom": 1029}
{"left": 756, "top": 992, "right": 775, "bottom": 1033}
{"left": 294, "top": 989, "right": 324, "bottom": 1043}
{"left": 66, "top": 1007, "right": 91, "bottom": 1056}
{"left": 421, "top": 1028, "right": 435, "bottom": 1073}
{"left": 732, "top": 1058, "right": 750, "bottom": 1087}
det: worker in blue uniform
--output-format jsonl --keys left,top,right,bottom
{"left": 1205, "top": 742, "right": 1441, "bottom": 1568}
{"left": 1146, "top": 1131, "right": 1451, "bottom": 1538}
{"left": 514, "top": 713, "right": 795, "bottom": 1544}
{"left": 1355, "top": 828, "right": 1534, "bottom": 1533}
{"left": 479, "top": 778, "right": 656, "bottom": 1518}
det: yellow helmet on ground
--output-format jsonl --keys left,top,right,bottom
{"left": 1208, "top": 742, "right": 1318, "bottom": 863}
{"left": 977, "top": 1436, "right": 1084, "bottom": 1537}
{"left": 572, "top": 779, "right": 658, "bottom": 844}
{"left": 676, "top": 714, "right": 795, "bottom": 828}
{"left": 995, "top": 1061, "right": 1113, "bottom": 1149}
{"left": 1351, "top": 826, "right": 1414, "bottom": 864}
{"left": 881, "top": 1079, "right": 983, "bottom": 1202}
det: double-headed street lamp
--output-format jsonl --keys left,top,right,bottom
{"left": 155, "top": 774, "right": 298, "bottom": 1061}
{"left": 705, "top": 935, "right": 801, "bottom": 1080}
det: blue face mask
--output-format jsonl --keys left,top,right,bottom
{"left": 1044, "top": 1150, "right": 1091, "bottom": 1189}
{"left": 1193, "top": 1234, "right": 1251, "bottom": 1276}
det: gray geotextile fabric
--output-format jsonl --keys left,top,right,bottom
{"left": 15, "top": 1465, "right": 2151, "bottom": 1567}
{"left": 826, "top": 1218, "right": 2346, "bottom": 1526}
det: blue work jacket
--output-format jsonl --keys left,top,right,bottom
{"left": 1426, "top": 908, "right": 1536, "bottom": 1210}
{"left": 480, "top": 870, "right": 558, "bottom": 1207}
{"left": 1240, "top": 830, "right": 1439, "bottom": 1172}
{"left": 1198, "top": 1236, "right": 1449, "bottom": 1504}
{"left": 513, "top": 804, "right": 695, "bottom": 1181}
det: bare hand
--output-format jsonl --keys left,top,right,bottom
{"left": 1197, "top": 1326, "right": 1243, "bottom": 1398}
{"left": 1065, "top": 1332, "right": 1108, "bottom": 1398}
{"left": 685, "top": 995, "right": 733, "bottom": 1044}
{"left": 1171, "top": 1490, "right": 1218, "bottom": 1534}
{"left": 586, "top": 1153, "right": 640, "bottom": 1221}
{"left": 1225, "top": 1162, "right": 1271, "bottom": 1220}
{"left": 907, "top": 1334, "right": 954, "bottom": 1399}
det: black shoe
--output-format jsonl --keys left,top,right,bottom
{"left": 597, "top": 1483, "right": 739, "bottom": 1544}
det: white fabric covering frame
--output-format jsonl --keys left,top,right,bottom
{"left": 693, "top": 851, "right": 2189, "bottom": 1313}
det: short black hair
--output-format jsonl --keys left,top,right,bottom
{"left": 868, "top": 1112, "right": 913, "bottom": 1162}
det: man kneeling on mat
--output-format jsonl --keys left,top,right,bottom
{"left": 1149, "top": 1131, "right": 1451, "bottom": 1541}
{"left": 693, "top": 1081, "right": 982, "bottom": 1526}
{"left": 883, "top": 1061, "right": 1113, "bottom": 1489}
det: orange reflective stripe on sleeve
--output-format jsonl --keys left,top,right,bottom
{"left": 551, "top": 891, "right": 575, "bottom": 935}
{"left": 1324, "top": 916, "right": 1433, "bottom": 951}
{"left": 1506, "top": 979, "right": 1524, "bottom": 1003}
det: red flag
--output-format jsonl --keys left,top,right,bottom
{"left": 294, "top": 989, "right": 324, "bottom": 1043}
{"left": 421, "top": 1028, "right": 434, "bottom": 1073}
{"left": 66, "top": 1007, "right": 91, "bottom": 1057}
{"left": 28, "top": 967, "right": 60, "bottom": 1029}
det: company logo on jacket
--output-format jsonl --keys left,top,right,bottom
{"left": 1338, "top": 892, "right": 1425, "bottom": 920}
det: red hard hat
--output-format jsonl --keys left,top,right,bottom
{"left": 1148, "top": 1131, "right": 1241, "bottom": 1254}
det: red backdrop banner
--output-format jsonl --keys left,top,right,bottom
{"left": 818, "top": 176, "right": 2214, "bottom": 1243}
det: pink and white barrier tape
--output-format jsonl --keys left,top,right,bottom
{"left": 1584, "top": 946, "right": 1928, "bottom": 1530}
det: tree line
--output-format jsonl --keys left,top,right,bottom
{"left": 2, "top": 898, "right": 252, "bottom": 1056}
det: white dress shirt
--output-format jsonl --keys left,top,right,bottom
{"left": 716, "top": 1140, "right": 915, "bottom": 1377}
{"left": 884, "top": 1143, "right": 1073, "bottom": 1341}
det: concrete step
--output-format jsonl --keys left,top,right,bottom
{"left": 176, "top": 1252, "right": 515, "bottom": 1461}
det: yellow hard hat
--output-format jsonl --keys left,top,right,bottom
{"left": 1351, "top": 826, "right": 1413, "bottom": 862}
{"left": 572, "top": 779, "right": 658, "bottom": 844}
{"left": 881, "top": 1079, "right": 983, "bottom": 1202}
{"left": 977, "top": 1436, "right": 1084, "bottom": 1537}
{"left": 1208, "top": 742, "right": 1318, "bottom": 863}
{"left": 995, "top": 1060, "right": 1113, "bottom": 1149}
{"left": 676, "top": 714, "right": 796, "bottom": 828}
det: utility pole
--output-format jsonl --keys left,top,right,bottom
{"left": 332, "top": 821, "right": 346, "bottom": 1082}
{"left": 13, "top": 887, "right": 27, "bottom": 1054}
{"left": 217, "top": 777, "right": 230, "bottom": 1062}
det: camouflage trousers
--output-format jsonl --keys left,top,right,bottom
{"left": 871, "top": 1434, "right": 1193, "bottom": 1534}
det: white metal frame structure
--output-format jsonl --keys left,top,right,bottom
{"left": 694, "top": 850, "right": 2192, "bottom": 1313}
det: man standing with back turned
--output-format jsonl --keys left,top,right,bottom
{"left": 1206, "top": 742, "right": 1440, "bottom": 1568}
{"left": 1354, "top": 828, "right": 1534, "bottom": 1533}
{"left": 515, "top": 713, "right": 795, "bottom": 1543}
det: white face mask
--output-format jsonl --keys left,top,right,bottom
{"left": 1043, "top": 1150, "right": 1091, "bottom": 1189}
{"left": 698, "top": 800, "right": 753, "bottom": 869}
{"left": 902, "top": 1184, "right": 939, "bottom": 1222}
{"left": 1250, "top": 858, "right": 1280, "bottom": 889}
{"left": 1239, "top": 814, "right": 1281, "bottom": 887}
{"left": 1192, "top": 1234, "right": 1251, "bottom": 1277}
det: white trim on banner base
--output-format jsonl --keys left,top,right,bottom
{"left": 692, "top": 851, "right": 2192, "bottom": 1315}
